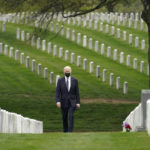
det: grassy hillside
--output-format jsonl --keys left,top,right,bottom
{"left": 0, "top": 54, "right": 136, "bottom": 131}
{"left": 0, "top": 22, "right": 148, "bottom": 100}
{"left": 0, "top": 19, "right": 147, "bottom": 131}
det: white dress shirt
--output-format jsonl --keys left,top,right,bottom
{"left": 65, "top": 76, "right": 71, "bottom": 91}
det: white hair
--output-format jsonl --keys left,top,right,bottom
{"left": 64, "top": 66, "right": 72, "bottom": 73}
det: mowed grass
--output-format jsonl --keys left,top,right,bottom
{"left": 0, "top": 132, "right": 150, "bottom": 150}
{"left": 0, "top": 54, "right": 137, "bottom": 131}
{"left": 0, "top": 22, "right": 149, "bottom": 100}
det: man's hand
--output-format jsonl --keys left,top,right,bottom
{"left": 76, "top": 104, "right": 80, "bottom": 108}
{"left": 56, "top": 102, "right": 61, "bottom": 108}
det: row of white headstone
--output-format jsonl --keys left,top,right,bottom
{"left": 0, "top": 108, "right": 43, "bottom": 134}
{"left": 1, "top": 11, "right": 146, "bottom": 31}
{"left": 58, "top": 18, "right": 146, "bottom": 51}
{"left": 50, "top": 12, "right": 147, "bottom": 32}
{"left": 0, "top": 42, "right": 59, "bottom": 85}
{"left": 48, "top": 24, "right": 148, "bottom": 75}
{"left": 123, "top": 99, "right": 150, "bottom": 136}
{"left": 16, "top": 29, "right": 128, "bottom": 94}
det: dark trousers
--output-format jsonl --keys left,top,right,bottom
{"left": 61, "top": 102, "right": 75, "bottom": 132}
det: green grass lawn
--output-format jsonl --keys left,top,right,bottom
{"left": 0, "top": 132, "right": 150, "bottom": 150}
{"left": 0, "top": 54, "right": 137, "bottom": 132}
{"left": 0, "top": 22, "right": 149, "bottom": 100}
{"left": 0, "top": 21, "right": 146, "bottom": 132}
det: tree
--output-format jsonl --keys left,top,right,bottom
{"left": 141, "top": 0, "right": 150, "bottom": 88}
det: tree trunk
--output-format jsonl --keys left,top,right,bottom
{"left": 148, "top": 25, "right": 150, "bottom": 88}
{"left": 106, "top": 3, "right": 114, "bottom": 13}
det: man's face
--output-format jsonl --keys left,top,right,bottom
{"left": 64, "top": 68, "right": 71, "bottom": 74}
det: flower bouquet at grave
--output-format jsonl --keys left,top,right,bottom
{"left": 122, "top": 122, "right": 132, "bottom": 132}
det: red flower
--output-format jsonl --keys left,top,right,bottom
{"left": 125, "top": 124, "right": 132, "bottom": 129}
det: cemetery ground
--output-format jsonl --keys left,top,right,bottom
{"left": 0, "top": 21, "right": 148, "bottom": 131}
{"left": 0, "top": 132, "right": 150, "bottom": 150}
{"left": 0, "top": 20, "right": 150, "bottom": 149}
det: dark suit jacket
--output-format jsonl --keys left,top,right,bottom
{"left": 55, "top": 76, "right": 80, "bottom": 108}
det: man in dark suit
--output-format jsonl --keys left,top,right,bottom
{"left": 55, "top": 66, "right": 80, "bottom": 132}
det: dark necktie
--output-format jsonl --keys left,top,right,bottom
{"left": 66, "top": 78, "right": 69, "bottom": 91}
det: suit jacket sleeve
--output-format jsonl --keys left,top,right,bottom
{"left": 55, "top": 79, "right": 61, "bottom": 103}
{"left": 76, "top": 79, "right": 80, "bottom": 104}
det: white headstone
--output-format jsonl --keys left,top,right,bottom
{"left": 96, "top": 65, "right": 100, "bottom": 78}
{"left": 21, "top": 30, "right": 25, "bottom": 41}
{"left": 9, "top": 47, "right": 13, "bottom": 58}
{"left": 141, "top": 40, "right": 145, "bottom": 50}
{"left": 102, "top": 69, "right": 107, "bottom": 82}
{"left": 31, "top": 36, "right": 35, "bottom": 46}
{"left": 37, "top": 63, "right": 42, "bottom": 75}
{"left": 140, "top": 61, "right": 144, "bottom": 73}
{"left": 99, "top": 22, "right": 103, "bottom": 32}
{"left": 44, "top": 67, "right": 48, "bottom": 79}
{"left": 120, "top": 52, "right": 124, "bottom": 64}
{"left": 26, "top": 56, "right": 30, "bottom": 68}
{"left": 42, "top": 40, "right": 46, "bottom": 51}
{"left": 55, "top": 23, "right": 59, "bottom": 33}
{"left": 110, "top": 73, "right": 114, "bottom": 86}
{"left": 50, "top": 22, "right": 54, "bottom": 32}
{"left": 61, "top": 25, "right": 64, "bottom": 36}
{"left": 37, "top": 37, "right": 40, "bottom": 49}
{"left": 113, "top": 49, "right": 117, "bottom": 61}
{"left": 111, "top": 26, "right": 115, "bottom": 36}
{"left": 117, "top": 28, "right": 120, "bottom": 38}
{"left": 129, "top": 34, "right": 132, "bottom": 45}
{"left": 77, "top": 56, "right": 81, "bottom": 67}
{"left": 123, "top": 81, "right": 128, "bottom": 94}
{"left": 71, "top": 30, "right": 75, "bottom": 41}
{"left": 140, "top": 19, "right": 144, "bottom": 30}
{"left": 4, "top": 45, "right": 8, "bottom": 55}
{"left": 53, "top": 45, "right": 57, "bottom": 56}
{"left": 65, "top": 50, "right": 69, "bottom": 61}
{"left": 133, "top": 58, "right": 138, "bottom": 69}
{"left": 135, "top": 37, "right": 139, "bottom": 47}
{"left": 71, "top": 53, "right": 75, "bottom": 64}
{"left": 59, "top": 47, "right": 63, "bottom": 58}
{"left": 26, "top": 33, "right": 30, "bottom": 41}
{"left": 83, "top": 35, "right": 87, "bottom": 47}
{"left": 89, "top": 38, "right": 93, "bottom": 50}
{"left": 105, "top": 24, "right": 109, "bottom": 34}
{"left": 66, "top": 28, "right": 70, "bottom": 39}
{"left": 83, "top": 58, "right": 87, "bottom": 70}
{"left": 107, "top": 46, "right": 111, "bottom": 58}
{"left": 89, "top": 61, "right": 94, "bottom": 73}
{"left": 94, "top": 41, "right": 99, "bottom": 52}
{"left": 94, "top": 21, "right": 97, "bottom": 30}
{"left": 15, "top": 50, "right": 19, "bottom": 60}
{"left": 126, "top": 55, "right": 130, "bottom": 66}
{"left": 116, "top": 77, "right": 120, "bottom": 90}
{"left": 0, "top": 43, "right": 3, "bottom": 54}
{"left": 16, "top": 28, "right": 20, "bottom": 40}
{"left": 123, "top": 31, "right": 127, "bottom": 41}
{"left": 2, "top": 22, "right": 6, "bottom": 32}
{"left": 47, "top": 42, "right": 51, "bottom": 54}
{"left": 77, "top": 33, "right": 81, "bottom": 45}
{"left": 32, "top": 59, "right": 36, "bottom": 72}
{"left": 49, "top": 72, "right": 54, "bottom": 84}
{"left": 101, "top": 43, "right": 105, "bottom": 55}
